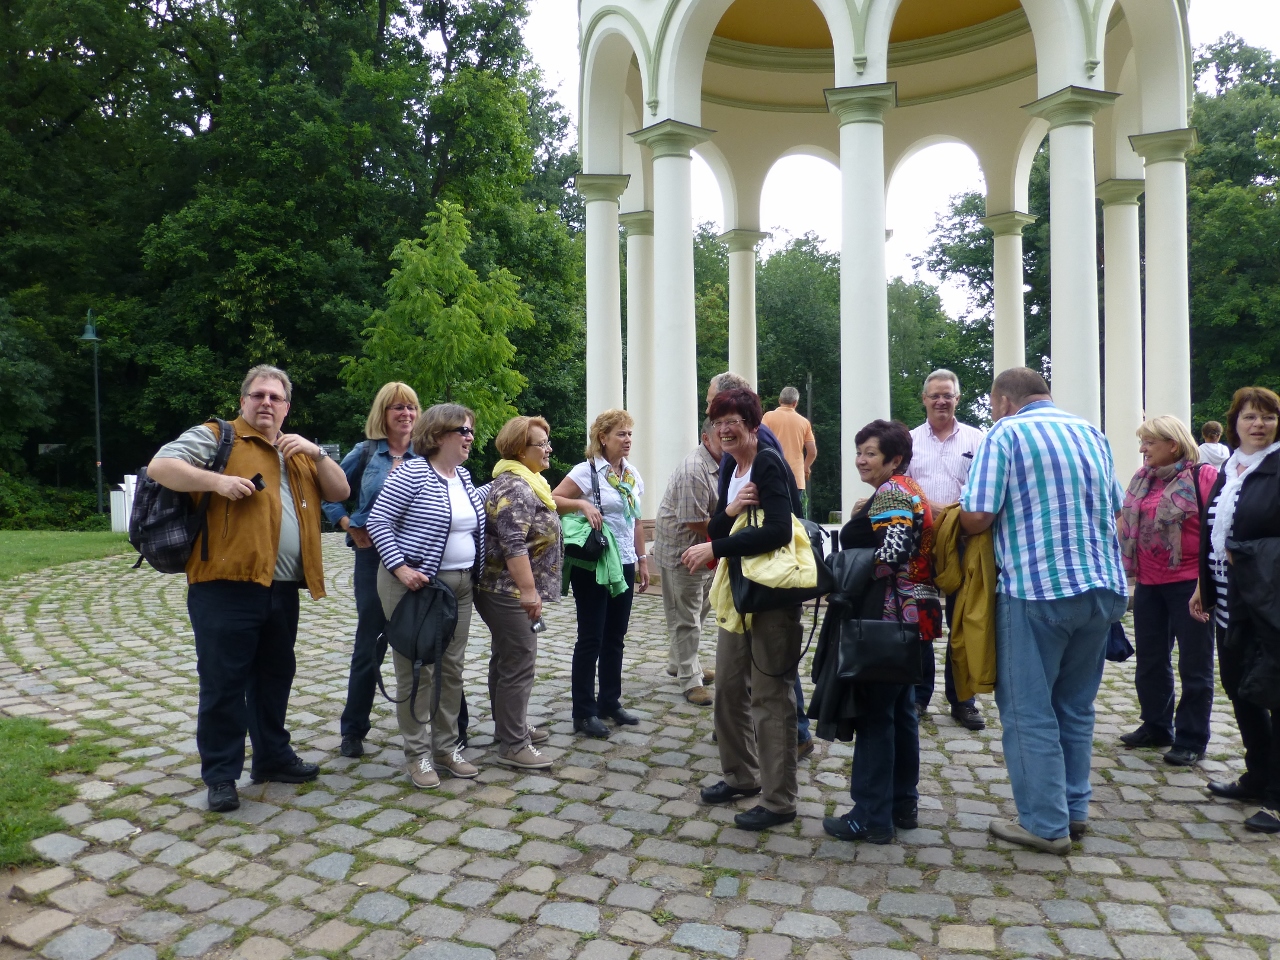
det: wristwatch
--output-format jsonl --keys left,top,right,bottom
{"left": 314, "top": 447, "right": 330, "bottom": 461}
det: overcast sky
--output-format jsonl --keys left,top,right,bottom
{"left": 523, "top": 0, "right": 1280, "bottom": 314}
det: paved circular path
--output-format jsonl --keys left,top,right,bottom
{"left": 1, "top": 536, "right": 1277, "bottom": 960}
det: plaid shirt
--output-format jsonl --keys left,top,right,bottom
{"left": 961, "top": 400, "right": 1127, "bottom": 601}
{"left": 654, "top": 442, "right": 720, "bottom": 569}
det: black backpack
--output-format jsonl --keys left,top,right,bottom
{"left": 129, "top": 419, "right": 235, "bottom": 573}
{"left": 377, "top": 578, "right": 460, "bottom": 724}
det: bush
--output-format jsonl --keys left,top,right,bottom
{"left": 0, "top": 471, "right": 111, "bottom": 530}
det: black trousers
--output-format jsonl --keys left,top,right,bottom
{"left": 340, "top": 547, "right": 384, "bottom": 740}
{"left": 1222, "top": 623, "right": 1280, "bottom": 806}
{"left": 570, "top": 563, "right": 635, "bottom": 719}
{"left": 849, "top": 682, "right": 920, "bottom": 833}
{"left": 189, "top": 579, "right": 301, "bottom": 785}
{"left": 1133, "top": 579, "right": 1215, "bottom": 751}
{"left": 915, "top": 593, "right": 972, "bottom": 710}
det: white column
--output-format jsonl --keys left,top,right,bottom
{"left": 630, "top": 120, "right": 713, "bottom": 511}
{"left": 575, "top": 174, "right": 630, "bottom": 425}
{"left": 1096, "top": 179, "right": 1146, "bottom": 486}
{"left": 980, "top": 211, "right": 1036, "bottom": 375}
{"left": 1131, "top": 129, "right": 1197, "bottom": 426}
{"left": 827, "top": 84, "right": 895, "bottom": 517}
{"left": 1024, "top": 87, "right": 1119, "bottom": 426}
{"left": 719, "top": 229, "right": 768, "bottom": 387}
{"left": 620, "top": 210, "right": 657, "bottom": 518}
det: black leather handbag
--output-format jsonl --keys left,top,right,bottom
{"left": 377, "top": 577, "right": 459, "bottom": 724}
{"left": 564, "top": 462, "right": 608, "bottom": 563}
{"left": 836, "top": 588, "right": 922, "bottom": 685}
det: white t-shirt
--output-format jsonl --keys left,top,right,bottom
{"left": 727, "top": 464, "right": 754, "bottom": 507}
{"left": 439, "top": 474, "right": 479, "bottom": 571}
{"left": 567, "top": 457, "right": 645, "bottom": 564}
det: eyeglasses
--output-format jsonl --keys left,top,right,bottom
{"left": 1240, "top": 414, "right": 1279, "bottom": 425}
{"left": 388, "top": 404, "right": 418, "bottom": 413}
{"left": 925, "top": 393, "right": 958, "bottom": 402}
{"left": 246, "top": 391, "right": 288, "bottom": 405}
{"left": 451, "top": 426, "right": 475, "bottom": 437}
{"left": 527, "top": 440, "right": 552, "bottom": 449}
{"left": 712, "top": 418, "right": 745, "bottom": 429}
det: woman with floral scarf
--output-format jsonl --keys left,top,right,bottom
{"left": 1117, "top": 415, "right": 1218, "bottom": 766}
{"left": 553, "top": 409, "right": 648, "bottom": 740}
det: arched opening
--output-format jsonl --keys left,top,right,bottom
{"left": 759, "top": 152, "right": 841, "bottom": 255}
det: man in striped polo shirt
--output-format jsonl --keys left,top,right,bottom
{"left": 960, "top": 368, "right": 1128, "bottom": 854}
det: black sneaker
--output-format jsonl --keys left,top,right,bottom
{"left": 734, "top": 805, "right": 796, "bottom": 831}
{"left": 823, "top": 810, "right": 892, "bottom": 844}
{"left": 700, "top": 780, "right": 762, "bottom": 804}
{"left": 1119, "top": 726, "right": 1173, "bottom": 749}
{"left": 207, "top": 781, "right": 239, "bottom": 813}
{"left": 340, "top": 736, "right": 364, "bottom": 758}
{"left": 893, "top": 803, "right": 918, "bottom": 831}
{"left": 1163, "top": 746, "right": 1204, "bottom": 766}
{"left": 950, "top": 703, "right": 985, "bottom": 731}
{"left": 1245, "top": 807, "right": 1280, "bottom": 834}
{"left": 251, "top": 758, "right": 320, "bottom": 784}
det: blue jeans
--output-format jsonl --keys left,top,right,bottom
{"left": 995, "top": 588, "right": 1127, "bottom": 839}
{"left": 849, "top": 682, "right": 919, "bottom": 833}
{"left": 341, "top": 547, "right": 386, "bottom": 740}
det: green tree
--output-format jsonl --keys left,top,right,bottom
{"left": 344, "top": 203, "right": 534, "bottom": 444}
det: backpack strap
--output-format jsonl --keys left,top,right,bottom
{"left": 198, "top": 419, "right": 236, "bottom": 562}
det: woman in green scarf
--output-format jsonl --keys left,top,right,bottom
{"left": 476, "top": 415, "right": 563, "bottom": 770}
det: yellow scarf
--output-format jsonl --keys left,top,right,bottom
{"left": 492, "top": 459, "right": 556, "bottom": 511}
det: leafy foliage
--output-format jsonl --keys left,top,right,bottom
{"left": 344, "top": 203, "right": 534, "bottom": 445}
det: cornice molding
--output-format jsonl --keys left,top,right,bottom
{"left": 629, "top": 119, "right": 714, "bottom": 159}
{"left": 573, "top": 173, "right": 631, "bottom": 203}
{"left": 1095, "top": 178, "right": 1145, "bottom": 205}
{"left": 1129, "top": 128, "right": 1198, "bottom": 164}
{"left": 981, "top": 211, "right": 1037, "bottom": 236}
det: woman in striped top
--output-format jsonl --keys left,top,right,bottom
{"left": 367, "top": 404, "right": 487, "bottom": 790}
{"left": 1191, "top": 387, "right": 1280, "bottom": 831}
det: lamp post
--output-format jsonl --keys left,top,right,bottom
{"left": 80, "top": 312, "right": 104, "bottom": 514}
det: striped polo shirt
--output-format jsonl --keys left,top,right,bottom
{"left": 960, "top": 400, "right": 1127, "bottom": 601}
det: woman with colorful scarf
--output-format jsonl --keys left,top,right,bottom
{"left": 1117, "top": 415, "right": 1218, "bottom": 766}
{"left": 553, "top": 409, "right": 648, "bottom": 740}
{"left": 476, "top": 416, "right": 563, "bottom": 770}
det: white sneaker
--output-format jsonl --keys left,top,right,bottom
{"left": 408, "top": 756, "right": 439, "bottom": 788}
{"left": 497, "top": 744, "right": 552, "bottom": 769}
{"left": 435, "top": 746, "right": 479, "bottom": 779}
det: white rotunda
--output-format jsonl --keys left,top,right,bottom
{"left": 576, "top": 0, "right": 1194, "bottom": 515}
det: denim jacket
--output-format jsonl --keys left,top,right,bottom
{"left": 321, "top": 439, "right": 421, "bottom": 535}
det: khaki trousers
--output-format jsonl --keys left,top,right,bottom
{"left": 661, "top": 564, "right": 714, "bottom": 692}
{"left": 476, "top": 590, "right": 538, "bottom": 754}
{"left": 713, "top": 606, "right": 802, "bottom": 814}
{"left": 377, "top": 566, "right": 473, "bottom": 761}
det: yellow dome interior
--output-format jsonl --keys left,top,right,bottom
{"left": 711, "top": 0, "right": 1025, "bottom": 48}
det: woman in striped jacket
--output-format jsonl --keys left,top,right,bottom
{"left": 367, "top": 403, "right": 486, "bottom": 789}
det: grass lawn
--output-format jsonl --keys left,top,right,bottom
{"left": 0, "top": 717, "right": 114, "bottom": 867}
{"left": 0, "top": 530, "right": 131, "bottom": 580}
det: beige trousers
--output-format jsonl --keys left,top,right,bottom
{"left": 713, "top": 606, "right": 802, "bottom": 814}
{"left": 377, "top": 565, "right": 473, "bottom": 761}
{"left": 476, "top": 590, "right": 538, "bottom": 754}
{"left": 661, "top": 564, "right": 714, "bottom": 691}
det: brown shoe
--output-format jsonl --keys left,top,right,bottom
{"left": 797, "top": 739, "right": 816, "bottom": 760}
{"left": 685, "top": 685, "right": 713, "bottom": 706}
{"left": 529, "top": 726, "right": 550, "bottom": 745}
{"left": 701, "top": 669, "right": 716, "bottom": 685}
{"left": 408, "top": 756, "right": 439, "bottom": 789}
{"left": 434, "top": 747, "right": 478, "bottom": 779}
{"left": 498, "top": 744, "right": 552, "bottom": 770}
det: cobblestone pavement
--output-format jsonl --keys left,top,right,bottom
{"left": 2, "top": 536, "right": 1279, "bottom": 960}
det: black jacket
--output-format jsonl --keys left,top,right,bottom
{"left": 1198, "top": 450, "right": 1280, "bottom": 705}
{"left": 708, "top": 445, "right": 802, "bottom": 559}
{"left": 807, "top": 546, "right": 880, "bottom": 740}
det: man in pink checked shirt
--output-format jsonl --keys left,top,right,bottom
{"left": 905, "top": 369, "right": 986, "bottom": 732}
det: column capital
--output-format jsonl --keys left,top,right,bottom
{"left": 1095, "top": 178, "right": 1145, "bottom": 206}
{"left": 574, "top": 173, "right": 631, "bottom": 203}
{"left": 1129, "top": 128, "right": 1198, "bottom": 164}
{"left": 619, "top": 210, "right": 654, "bottom": 236}
{"left": 1022, "top": 85, "right": 1119, "bottom": 127}
{"left": 824, "top": 83, "right": 897, "bottom": 125}
{"left": 719, "top": 229, "right": 769, "bottom": 253}
{"left": 630, "top": 120, "right": 714, "bottom": 159}
{"left": 981, "top": 211, "right": 1037, "bottom": 237}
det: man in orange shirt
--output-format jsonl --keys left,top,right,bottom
{"left": 761, "top": 386, "right": 817, "bottom": 518}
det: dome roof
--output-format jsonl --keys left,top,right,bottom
{"left": 712, "top": 0, "right": 1024, "bottom": 47}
